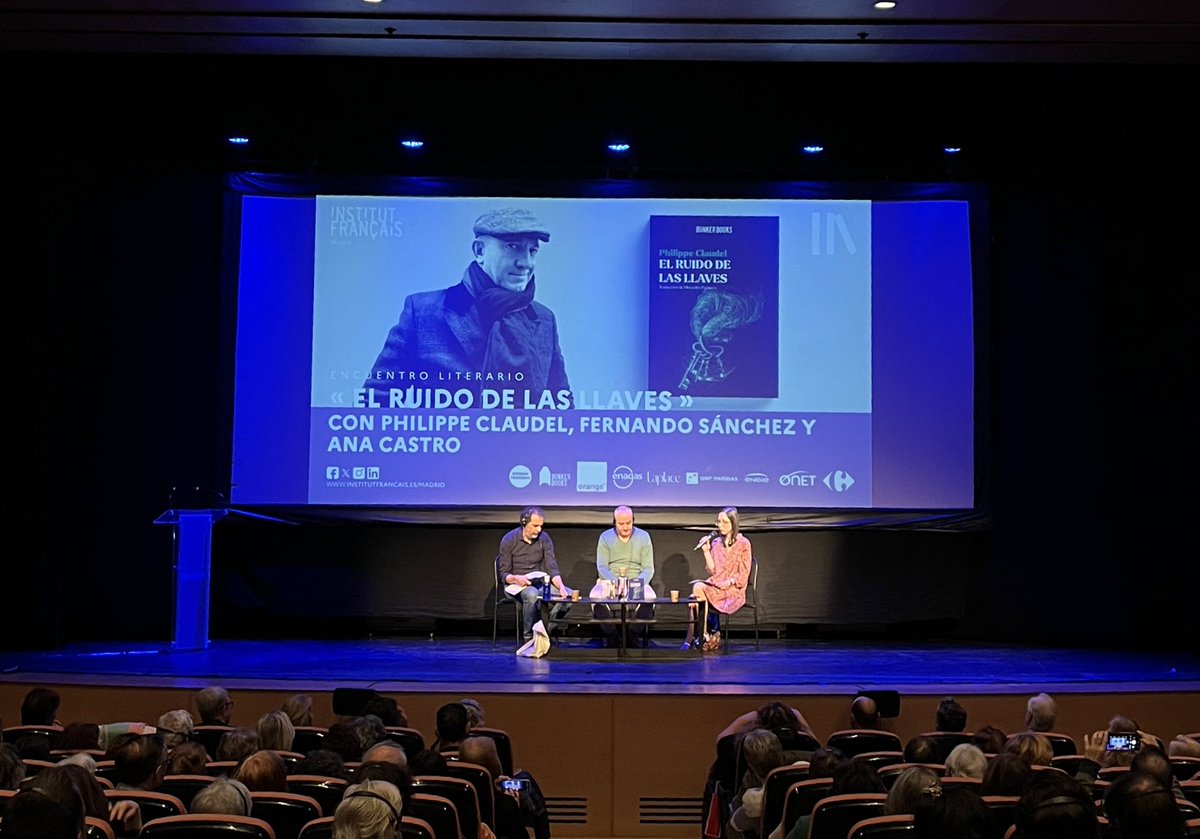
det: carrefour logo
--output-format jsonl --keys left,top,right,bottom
{"left": 823, "top": 470, "right": 855, "bottom": 492}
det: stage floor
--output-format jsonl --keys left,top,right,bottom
{"left": 4, "top": 636, "right": 1198, "bottom": 695}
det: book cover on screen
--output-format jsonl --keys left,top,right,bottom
{"left": 648, "top": 216, "right": 779, "bottom": 397}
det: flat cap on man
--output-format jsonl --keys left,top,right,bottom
{"left": 473, "top": 207, "right": 551, "bottom": 242}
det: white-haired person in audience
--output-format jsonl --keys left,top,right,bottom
{"left": 334, "top": 779, "right": 405, "bottom": 839}
{"left": 196, "top": 686, "right": 234, "bottom": 725}
{"left": 157, "top": 709, "right": 195, "bottom": 751}
{"left": 282, "top": 694, "right": 314, "bottom": 727}
{"left": 945, "top": 743, "right": 988, "bottom": 779}
{"left": 362, "top": 741, "right": 408, "bottom": 768}
{"left": 1024, "top": 692, "right": 1058, "bottom": 732}
{"left": 257, "top": 710, "right": 296, "bottom": 752}
{"left": 191, "top": 776, "right": 253, "bottom": 816}
{"left": 1168, "top": 734, "right": 1200, "bottom": 760}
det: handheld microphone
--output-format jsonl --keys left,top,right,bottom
{"left": 694, "top": 529, "right": 718, "bottom": 551}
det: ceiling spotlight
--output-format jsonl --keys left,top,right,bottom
{"left": 801, "top": 145, "right": 825, "bottom": 154}
{"left": 943, "top": 146, "right": 962, "bottom": 154}
{"left": 399, "top": 139, "right": 424, "bottom": 149}
{"left": 874, "top": 1, "right": 896, "bottom": 8}
{"left": 607, "top": 142, "right": 631, "bottom": 153}
{"left": 226, "top": 136, "right": 250, "bottom": 146}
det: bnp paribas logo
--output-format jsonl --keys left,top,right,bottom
{"left": 328, "top": 205, "right": 403, "bottom": 240}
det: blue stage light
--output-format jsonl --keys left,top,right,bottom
{"left": 802, "top": 145, "right": 824, "bottom": 154}
{"left": 400, "top": 139, "right": 424, "bottom": 149}
{"left": 944, "top": 146, "right": 962, "bottom": 154}
{"left": 607, "top": 143, "right": 631, "bottom": 153}
{"left": 227, "top": 136, "right": 250, "bottom": 145}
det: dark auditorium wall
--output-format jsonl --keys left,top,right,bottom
{"left": 13, "top": 56, "right": 1193, "bottom": 650}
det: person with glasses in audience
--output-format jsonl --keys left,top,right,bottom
{"left": 196, "top": 686, "right": 234, "bottom": 725}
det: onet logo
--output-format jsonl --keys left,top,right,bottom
{"left": 779, "top": 470, "right": 816, "bottom": 487}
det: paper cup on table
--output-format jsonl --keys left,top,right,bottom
{"left": 670, "top": 590, "right": 679, "bottom": 602}
{"left": 571, "top": 590, "right": 581, "bottom": 601}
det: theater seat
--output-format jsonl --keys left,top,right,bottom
{"left": 139, "top": 815, "right": 276, "bottom": 839}
{"left": 847, "top": 814, "right": 916, "bottom": 838}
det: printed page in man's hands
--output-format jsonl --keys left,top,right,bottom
{"left": 504, "top": 571, "right": 548, "bottom": 596}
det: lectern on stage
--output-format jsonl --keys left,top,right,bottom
{"left": 155, "top": 503, "right": 284, "bottom": 650}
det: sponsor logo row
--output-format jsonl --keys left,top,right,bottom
{"left": 323, "top": 463, "right": 857, "bottom": 494}
{"left": 509, "top": 463, "right": 857, "bottom": 493}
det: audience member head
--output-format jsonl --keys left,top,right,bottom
{"left": 362, "top": 741, "right": 408, "bottom": 768}
{"left": 325, "top": 722, "right": 364, "bottom": 762}
{"left": 1024, "top": 693, "right": 1058, "bottom": 732}
{"left": 191, "top": 776, "right": 252, "bottom": 816}
{"left": 109, "top": 732, "right": 166, "bottom": 789}
{"left": 156, "top": 710, "right": 195, "bottom": 751}
{"left": 48, "top": 765, "right": 104, "bottom": 822}
{"left": 1130, "top": 746, "right": 1173, "bottom": 790}
{"left": 1004, "top": 732, "right": 1053, "bottom": 767}
{"left": 981, "top": 752, "right": 1033, "bottom": 797}
{"left": 0, "top": 742, "right": 26, "bottom": 790}
{"left": 1108, "top": 714, "right": 1140, "bottom": 734}
{"left": 1168, "top": 735, "right": 1200, "bottom": 759}
{"left": 832, "top": 758, "right": 886, "bottom": 794}
{"left": 5, "top": 777, "right": 85, "bottom": 839}
{"left": 807, "top": 747, "right": 846, "bottom": 779}
{"left": 913, "top": 785, "right": 993, "bottom": 839}
{"left": 361, "top": 696, "right": 406, "bottom": 728}
{"left": 234, "top": 749, "right": 288, "bottom": 792}
{"left": 56, "top": 753, "right": 97, "bottom": 775}
{"left": 972, "top": 725, "right": 1008, "bottom": 756}
{"left": 460, "top": 698, "right": 486, "bottom": 728}
{"left": 355, "top": 716, "right": 389, "bottom": 754}
{"left": 196, "top": 686, "right": 234, "bottom": 725}
{"left": 216, "top": 729, "right": 259, "bottom": 763}
{"left": 1105, "top": 771, "right": 1181, "bottom": 839}
{"left": 55, "top": 724, "right": 100, "bottom": 752}
{"left": 945, "top": 743, "right": 988, "bottom": 780}
{"left": 293, "top": 749, "right": 347, "bottom": 780}
{"left": 459, "top": 736, "right": 504, "bottom": 781}
{"left": 257, "top": 710, "right": 296, "bottom": 752}
{"left": 334, "top": 779, "right": 403, "bottom": 839}
{"left": 21, "top": 688, "right": 62, "bottom": 726}
{"left": 356, "top": 760, "right": 413, "bottom": 803}
{"left": 886, "top": 766, "right": 942, "bottom": 816}
{"left": 165, "top": 741, "right": 210, "bottom": 775}
{"left": 409, "top": 749, "right": 449, "bottom": 776}
{"left": 739, "top": 728, "right": 783, "bottom": 782}
{"left": 755, "top": 701, "right": 800, "bottom": 732}
{"left": 935, "top": 697, "right": 967, "bottom": 733}
{"left": 434, "top": 703, "right": 470, "bottom": 746}
{"left": 282, "top": 694, "right": 314, "bottom": 728}
{"left": 1015, "top": 771, "right": 1098, "bottom": 839}
{"left": 850, "top": 695, "right": 880, "bottom": 729}
{"left": 905, "top": 735, "right": 939, "bottom": 765}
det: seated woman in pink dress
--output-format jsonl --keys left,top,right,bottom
{"left": 682, "top": 506, "right": 753, "bottom": 651}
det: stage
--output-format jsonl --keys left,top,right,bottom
{"left": 4, "top": 637, "right": 1197, "bottom": 839}
{"left": 3, "top": 636, "right": 1198, "bottom": 695}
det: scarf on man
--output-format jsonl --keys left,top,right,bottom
{"left": 462, "top": 260, "right": 550, "bottom": 385}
